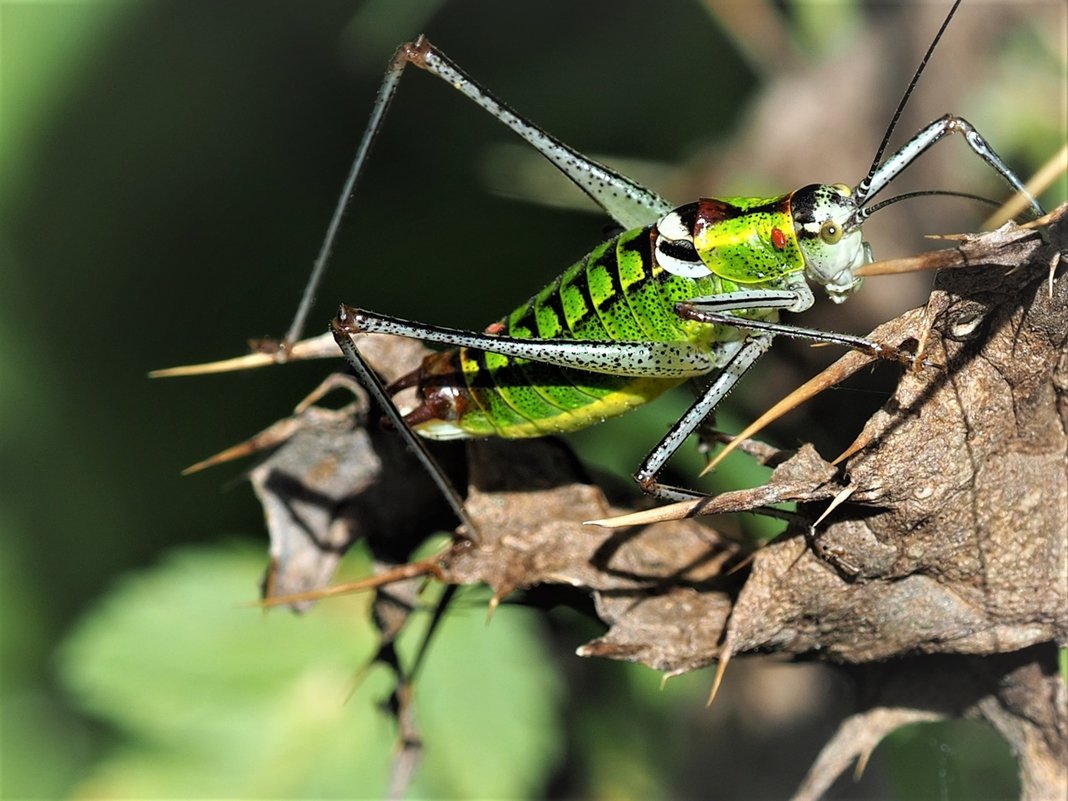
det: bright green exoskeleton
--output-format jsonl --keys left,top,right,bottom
{"left": 393, "top": 186, "right": 861, "bottom": 445}
{"left": 242, "top": 0, "right": 1042, "bottom": 528}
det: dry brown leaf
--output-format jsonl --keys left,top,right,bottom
{"left": 193, "top": 204, "right": 1067, "bottom": 798}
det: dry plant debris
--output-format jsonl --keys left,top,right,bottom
{"left": 190, "top": 205, "right": 1067, "bottom": 799}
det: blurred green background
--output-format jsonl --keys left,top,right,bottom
{"left": 2, "top": 0, "right": 1064, "bottom": 798}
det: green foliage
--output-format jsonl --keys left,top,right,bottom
{"left": 882, "top": 720, "right": 1020, "bottom": 801}
{"left": 56, "top": 543, "right": 562, "bottom": 798}
{"left": 407, "top": 593, "right": 563, "bottom": 798}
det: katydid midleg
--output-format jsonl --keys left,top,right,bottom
{"left": 163, "top": 0, "right": 1045, "bottom": 539}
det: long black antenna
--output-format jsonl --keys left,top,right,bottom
{"left": 855, "top": 0, "right": 962, "bottom": 202}
{"left": 863, "top": 188, "right": 1000, "bottom": 217}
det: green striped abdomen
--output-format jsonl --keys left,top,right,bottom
{"left": 411, "top": 224, "right": 753, "bottom": 440}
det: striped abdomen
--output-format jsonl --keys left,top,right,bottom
{"left": 402, "top": 222, "right": 754, "bottom": 440}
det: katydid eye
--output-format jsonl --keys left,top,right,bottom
{"left": 820, "top": 220, "right": 843, "bottom": 244}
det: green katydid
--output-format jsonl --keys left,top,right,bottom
{"left": 322, "top": 0, "right": 1043, "bottom": 532}
{"left": 163, "top": 0, "right": 1045, "bottom": 541}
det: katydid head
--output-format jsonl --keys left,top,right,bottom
{"left": 790, "top": 183, "right": 867, "bottom": 304}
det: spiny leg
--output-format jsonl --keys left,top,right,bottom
{"left": 634, "top": 288, "right": 920, "bottom": 504}
{"left": 634, "top": 335, "right": 773, "bottom": 502}
{"left": 286, "top": 36, "right": 672, "bottom": 346}
{"left": 329, "top": 317, "right": 480, "bottom": 542}
{"left": 675, "top": 302, "right": 918, "bottom": 367}
{"left": 854, "top": 114, "right": 1046, "bottom": 220}
{"left": 405, "top": 38, "right": 672, "bottom": 229}
{"left": 851, "top": 0, "right": 1043, "bottom": 220}
{"left": 332, "top": 278, "right": 823, "bottom": 380}
{"left": 334, "top": 305, "right": 718, "bottom": 379}
{"left": 683, "top": 285, "right": 814, "bottom": 314}
{"left": 333, "top": 290, "right": 828, "bottom": 504}
{"left": 670, "top": 304, "right": 923, "bottom": 571}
